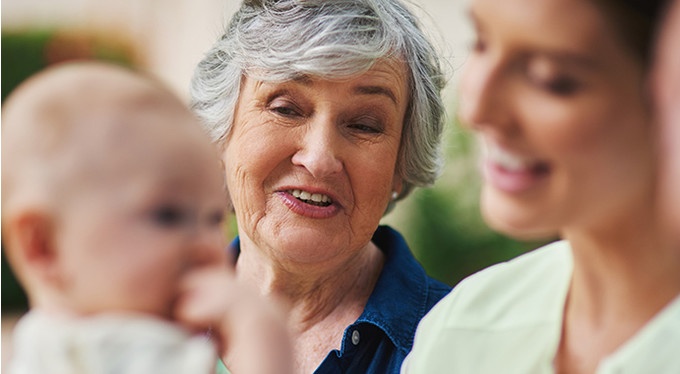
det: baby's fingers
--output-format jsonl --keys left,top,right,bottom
{"left": 174, "top": 267, "right": 237, "bottom": 330}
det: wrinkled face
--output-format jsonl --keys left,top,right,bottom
{"left": 54, "top": 117, "right": 228, "bottom": 318}
{"left": 459, "top": 0, "right": 654, "bottom": 239}
{"left": 224, "top": 59, "right": 407, "bottom": 264}
{"left": 655, "top": 0, "right": 680, "bottom": 231}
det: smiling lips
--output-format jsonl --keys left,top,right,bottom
{"left": 278, "top": 189, "right": 338, "bottom": 219}
{"left": 482, "top": 141, "right": 550, "bottom": 193}
{"left": 287, "top": 189, "right": 333, "bottom": 207}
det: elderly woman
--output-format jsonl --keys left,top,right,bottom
{"left": 190, "top": 0, "right": 451, "bottom": 372}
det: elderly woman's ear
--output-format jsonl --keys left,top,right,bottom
{"left": 392, "top": 175, "right": 404, "bottom": 200}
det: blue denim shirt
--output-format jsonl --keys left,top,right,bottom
{"left": 224, "top": 225, "right": 451, "bottom": 374}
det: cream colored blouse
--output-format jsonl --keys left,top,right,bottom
{"left": 402, "top": 240, "right": 680, "bottom": 374}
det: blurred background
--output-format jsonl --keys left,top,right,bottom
{"left": 1, "top": 0, "right": 551, "bottom": 366}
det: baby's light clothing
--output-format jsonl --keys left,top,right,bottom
{"left": 8, "top": 310, "right": 217, "bottom": 374}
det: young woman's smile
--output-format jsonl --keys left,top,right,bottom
{"left": 460, "top": 0, "right": 654, "bottom": 239}
{"left": 480, "top": 139, "right": 551, "bottom": 194}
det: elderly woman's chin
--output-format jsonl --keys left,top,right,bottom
{"left": 249, "top": 203, "right": 382, "bottom": 265}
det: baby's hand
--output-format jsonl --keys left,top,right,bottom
{"left": 174, "top": 266, "right": 292, "bottom": 374}
{"left": 174, "top": 266, "right": 236, "bottom": 349}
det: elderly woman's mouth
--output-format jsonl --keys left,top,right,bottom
{"left": 288, "top": 189, "right": 333, "bottom": 207}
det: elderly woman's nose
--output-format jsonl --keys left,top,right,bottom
{"left": 458, "top": 59, "right": 509, "bottom": 132}
{"left": 291, "top": 121, "right": 343, "bottom": 178}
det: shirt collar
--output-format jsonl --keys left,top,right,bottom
{"left": 353, "top": 225, "right": 433, "bottom": 355}
{"left": 228, "top": 225, "right": 432, "bottom": 355}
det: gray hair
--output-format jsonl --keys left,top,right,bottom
{"left": 191, "top": 0, "right": 446, "bottom": 199}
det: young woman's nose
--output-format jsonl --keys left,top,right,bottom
{"left": 291, "top": 117, "right": 343, "bottom": 178}
{"left": 458, "top": 56, "right": 512, "bottom": 133}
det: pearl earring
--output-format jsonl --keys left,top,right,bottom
{"left": 391, "top": 191, "right": 399, "bottom": 200}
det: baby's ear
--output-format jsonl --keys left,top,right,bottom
{"left": 6, "top": 210, "right": 61, "bottom": 287}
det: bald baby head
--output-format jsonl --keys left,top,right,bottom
{"left": 1, "top": 62, "right": 228, "bottom": 313}
{"left": 2, "top": 62, "right": 215, "bottom": 217}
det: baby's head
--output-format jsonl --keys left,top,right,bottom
{"left": 2, "top": 62, "right": 229, "bottom": 319}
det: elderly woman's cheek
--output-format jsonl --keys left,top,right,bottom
{"left": 222, "top": 154, "right": 263, "bottom": 231}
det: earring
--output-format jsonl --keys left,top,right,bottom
{"left": 391, "top": 191, "right": 399, "bottom": 200}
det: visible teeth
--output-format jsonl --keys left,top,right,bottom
{"left": 289, "top": 189, "right": 332, "bottom": 205}
{"left": 484, "top": 141, "right": 532, "bottom": 171}
{"left": 495, "top": 150, "right": 526, "bottom": 171}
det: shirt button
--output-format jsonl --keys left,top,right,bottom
{"left": 351, "top": 330, "right": 360, "bottom": 345}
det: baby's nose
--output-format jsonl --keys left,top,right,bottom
{"left": 187, "top": 225, "right": 227, "bottom": 268}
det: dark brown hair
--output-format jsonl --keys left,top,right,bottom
{"left": 594, "top": 0, "right": 669, "bottom": 67}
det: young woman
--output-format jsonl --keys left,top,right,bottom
{"left": 403, "top": 0, "right": 680, "bottom": 373}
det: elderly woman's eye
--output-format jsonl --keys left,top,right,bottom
{"left": 350, "top": 123, "right": 381, "bottom": 134}
{"left": 347, "top": 116, "right": 383, "bottom": 135}
{"left": 272, "top": 105, "right": 299, "bottom": 116}
{"left": 268, "top": 98, "right": 302, "bottom": 117}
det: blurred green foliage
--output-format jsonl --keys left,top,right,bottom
{"left": 1, "top": 29, "right": 137, "bottom": 311}
{"left": 2, "top": 31, "right": 53, "bottom": 102}
{"left": 406, "top": 187, "right": 538, "bottom": 286}
{"left": 2, "top": 31, "right": 54, "bottom": 312}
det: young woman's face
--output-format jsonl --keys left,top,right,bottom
{"left": 460, "top": 0, "right": 654, "bottom": 239}
{"left": 223, "top": 59, "right": 407, "bottom": 265}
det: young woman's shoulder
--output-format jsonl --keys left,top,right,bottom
{"left": 427, "top": 240, "right": 572, "bottom": 328}
{"left": 402, "top": 241, "right": 573, "bottom": 374}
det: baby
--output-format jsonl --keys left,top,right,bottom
{"left": 1, "top": 62, "right": 291, "bottom": 374}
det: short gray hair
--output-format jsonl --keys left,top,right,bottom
{"left": 191, "top": 0, "right": 446, "bottom": 199}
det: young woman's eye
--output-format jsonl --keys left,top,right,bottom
{"left": 526, "top": 59, "right": 581, "bottom": 97}
{"left": 151, "top": 205, "right": 188, "bottom": 227}
{"left": 542, "top": 77, "right": 581, "bottom": 96}
{"left": 471, "top": 36, "right": 486, "bottom": 53}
